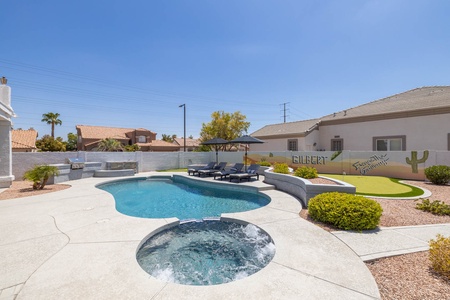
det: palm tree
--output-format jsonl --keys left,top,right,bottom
{"left": 95, "top": 138, "right": 124, "bottom": 151}
{"left": 41, "top": 112, "right": 62, "bottom": 138}
{"left": 23, "top": 165, "right": 60, "bottom": 190}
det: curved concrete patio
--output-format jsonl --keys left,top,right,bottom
{"left": 0, "top": 173, "right": 380, "bottom": 300}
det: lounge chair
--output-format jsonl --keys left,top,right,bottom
{"left": 197, "top": 162, "right": 228, "bottom": 177}
{"left": 213, "top": 163, "right": 244, "bottom": 180}
{"left": 188, "top": 162, "right": 216, "bottom": 176}
{"left": 229, "top": 164, "right": 260, "bottom": 182}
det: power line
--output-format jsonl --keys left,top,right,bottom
{"left": 1, "top": 59, "right": 277, "bottom": 108}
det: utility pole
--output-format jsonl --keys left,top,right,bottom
{"left": 179, "top": 104, "right": 186, "bottom": 152}
{"left": 280, "top": 102, "right": 290, "bottom": 123}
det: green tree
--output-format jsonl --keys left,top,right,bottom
{"left": 65, "top": 132, "right": 77, "bottom": 151}
{"left": 124, "top": 144, "right": 140, "bottom": 152}
{"left": 36, "top": 135, "right": 66, "bottom": 152}
{"left": 23, "top": 165, "right": 60, "bottom": 190}
{"left": 162, "top": 134, "right": 177, "bottom": 143}
{"left": 200, "top": 111, "right": 250, "bottom": 151}
{"left": 95, "top": 138, "right": 124, "bottom": 151}
{"left": 41, "top": 112, "right": 62, "bottom": 138}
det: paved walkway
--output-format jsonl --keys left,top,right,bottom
{"left": 0, "top": 173, "right": 448, "bottom": 300}
{"left": 332, "top": 223, "right": 450, "bottom": 261}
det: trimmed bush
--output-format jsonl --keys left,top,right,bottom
{"left": 294, "top": 166, "right": 318, "bottom": 179}
{"left": 273, "top": 163, "right": 289, "bottom": 174}
{"left": 429, "top": 234, "right": 450, "bottom": 280}
{"left": 415, "top": 199, "right": 450, "bottom": 216}
{"left": 308, "top": 192, "right": 383, "bottom": 230}
{"left": 424, "top": 165, "right": 450, "bottom": 185}
{"left": 257, "top": 161, "right": 272, "bottom": 167}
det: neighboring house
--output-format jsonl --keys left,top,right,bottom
{"left": 11, "top": 129, "right": 38, "bottom": 152}
{"left": 251, "top": 86, "right": 450, "bottom": 152}
{"left": 76, "top": 125, "right": 180, "bottom": 152}
{"left": 173, "top": 137, "right": 200, "bottom": 152}
{"left": 0, "top": 77, "right": 15, "bottom": 187}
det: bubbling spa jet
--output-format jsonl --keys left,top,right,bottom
{"left": 137, "top": 219, "right": 275, "bottom": 285}
{"left": 97, "top": 175, "right": 276, "bottom": 285}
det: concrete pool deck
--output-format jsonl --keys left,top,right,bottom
{"left": 0, "top": 172, "right": 416, "bottom": 300}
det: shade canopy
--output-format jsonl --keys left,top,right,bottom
{"left": 229, "top": 135, "right": 264, "bottom": 144}
{"left": 201, "top": 138, "right": 229, "bottom": 145}
{"left": 229, "top": 135, "right": 264, "bottom": 171}
{"left": 201, "top": 137, "right": 229, "bottom": 163}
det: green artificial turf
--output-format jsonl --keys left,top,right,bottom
{"left": 321, "top": 174, "right": 424, "bottom": 197}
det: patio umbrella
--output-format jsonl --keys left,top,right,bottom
{"left": 201, "top": 137, "right": 229, "bottom": 163}
{"left": 229, "top": 135, "right": 264, "bottom": 171}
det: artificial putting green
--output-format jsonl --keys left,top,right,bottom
{"left": 320, "top": 174, "right": 424, "bottom": 198}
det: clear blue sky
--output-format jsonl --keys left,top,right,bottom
{"left": 1, "top": 0, "right": 449, "bottom": 140}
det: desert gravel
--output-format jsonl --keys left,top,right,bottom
{"left": 306, "top": 179, "right": 450, "bottom": 300}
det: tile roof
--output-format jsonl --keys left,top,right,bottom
{"left": 321, "top": 86, "right": 450, "bottom": 121}
{"left": 251, "top": 119, "right": 320, "bottom": 137}
{"left": 173, "top": 138, "right": 200, "bottom": 147}
{"left": 76, "top": 125, "right": 154, "bottom": 140}
{"left": 11, "top": 129, "right": 38, "bottom": 149}
{"left": 146, "top": 140, "right": 180, "bottom": 148}
{"left": 252, "top": 86, "right": 450, "bottom": 136}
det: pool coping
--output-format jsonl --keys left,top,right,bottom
{"left": 0, "top": 172, "right": 381, "bottom": 299}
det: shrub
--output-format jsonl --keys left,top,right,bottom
{"left": 415, "top": 199, "right": 450, "bottom": 216}
{"left": 424, "top": 165, "right": 450, "bottom": 185}
{"left": 257, "top": 161, "right": 272, "bottom": 167}
{"left": 273, "top": 163, "right": 289, "bottom": 174}
{"left": 124, "top": 144, "right": 140, "bottom": 152}
{"left": 23, "top": 165, "right": 60, "bottom": 190}
{"left": 308, "top": 192, "right": 383, "bottom": 231}
{"left": 294, "top": 166, "right": 318, "bottom": 179}
{"left": 429, "top": 234, "right": 450, "bottom": 280}
{"left": 36, "top": 135, "right": 66, "bottom": 152}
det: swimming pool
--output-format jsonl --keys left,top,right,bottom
{"left": 97, "top": 176, "right": 270, "bottom": 220}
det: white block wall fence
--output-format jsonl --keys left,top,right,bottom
{"left": 12, "top": 150, "right": 450, "bottom": 181}
{"left": 12, "top": 151, "right": 229, "bottom": 180}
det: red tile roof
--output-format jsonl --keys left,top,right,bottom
{"left": 11, "top": 129, "right": 38, "bottom": 149}
{"left": 76, "top": 125, "right": 144, "bottom": 140}
{"left": 173, "top": 138, "right": 200, "bottom": 147}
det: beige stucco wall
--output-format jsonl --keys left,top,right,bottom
{"left": 252, "top": 113, "right": 450, "bottom": 152}
{"left": 319, "top": 113, "right": 450, "bottom": 151}
{"left": 250, "top": 130, "right": 320, "bottom": 152}
{"left": 0, "top": 84, "right": 15, "bottom": 188}
{"left": 250, "top": 137, "right": 301, "bottom": 152}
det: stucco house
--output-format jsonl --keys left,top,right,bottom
{"left": 76, "top": 125, "right": 180, "bottom": 152}
{"left": 11, "top": 129, "right": 38, "bottom": 152}
{"left": 173, "top": 137, "right": 200, "bottom": 152}
{"left": 0, "top": 77, "right": 15, "bottom": 187}
{"left": 251, "top": 86, "right": 450, "bottom": 152}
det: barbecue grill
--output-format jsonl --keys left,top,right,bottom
{"left": 66, "top": 158, "right": 85, "bottom": 170}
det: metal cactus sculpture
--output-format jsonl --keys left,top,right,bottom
{"left": 406, "top": 150, "right": 429, "bottom": 173}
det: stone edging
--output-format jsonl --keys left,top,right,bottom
{"left": 263, "top": 170, "right": 356, "bottom": 207}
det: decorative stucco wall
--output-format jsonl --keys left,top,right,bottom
{"left": 0, "top": 81, "right": 15, "bottom": 188}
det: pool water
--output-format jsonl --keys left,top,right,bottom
{"left": 98, "top": 176, "right": 270, "bottom": 220}
{"left": 136, "top": 220, "right": 276, "bottom": 285}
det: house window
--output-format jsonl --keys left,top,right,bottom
{"left": 373, "top": 135, "right": 406, "bottom": 151}
{"left": 287, "top": 139, "right": 298, "bottom": 151}
{"left": 331, "top": 139, "right": 343, "bottom": 151}
{"left": 138, "top": 136, "right": 146, "bottom": 143}
{"left": 448, "top": 133, "right": 450, "bottom": 151}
